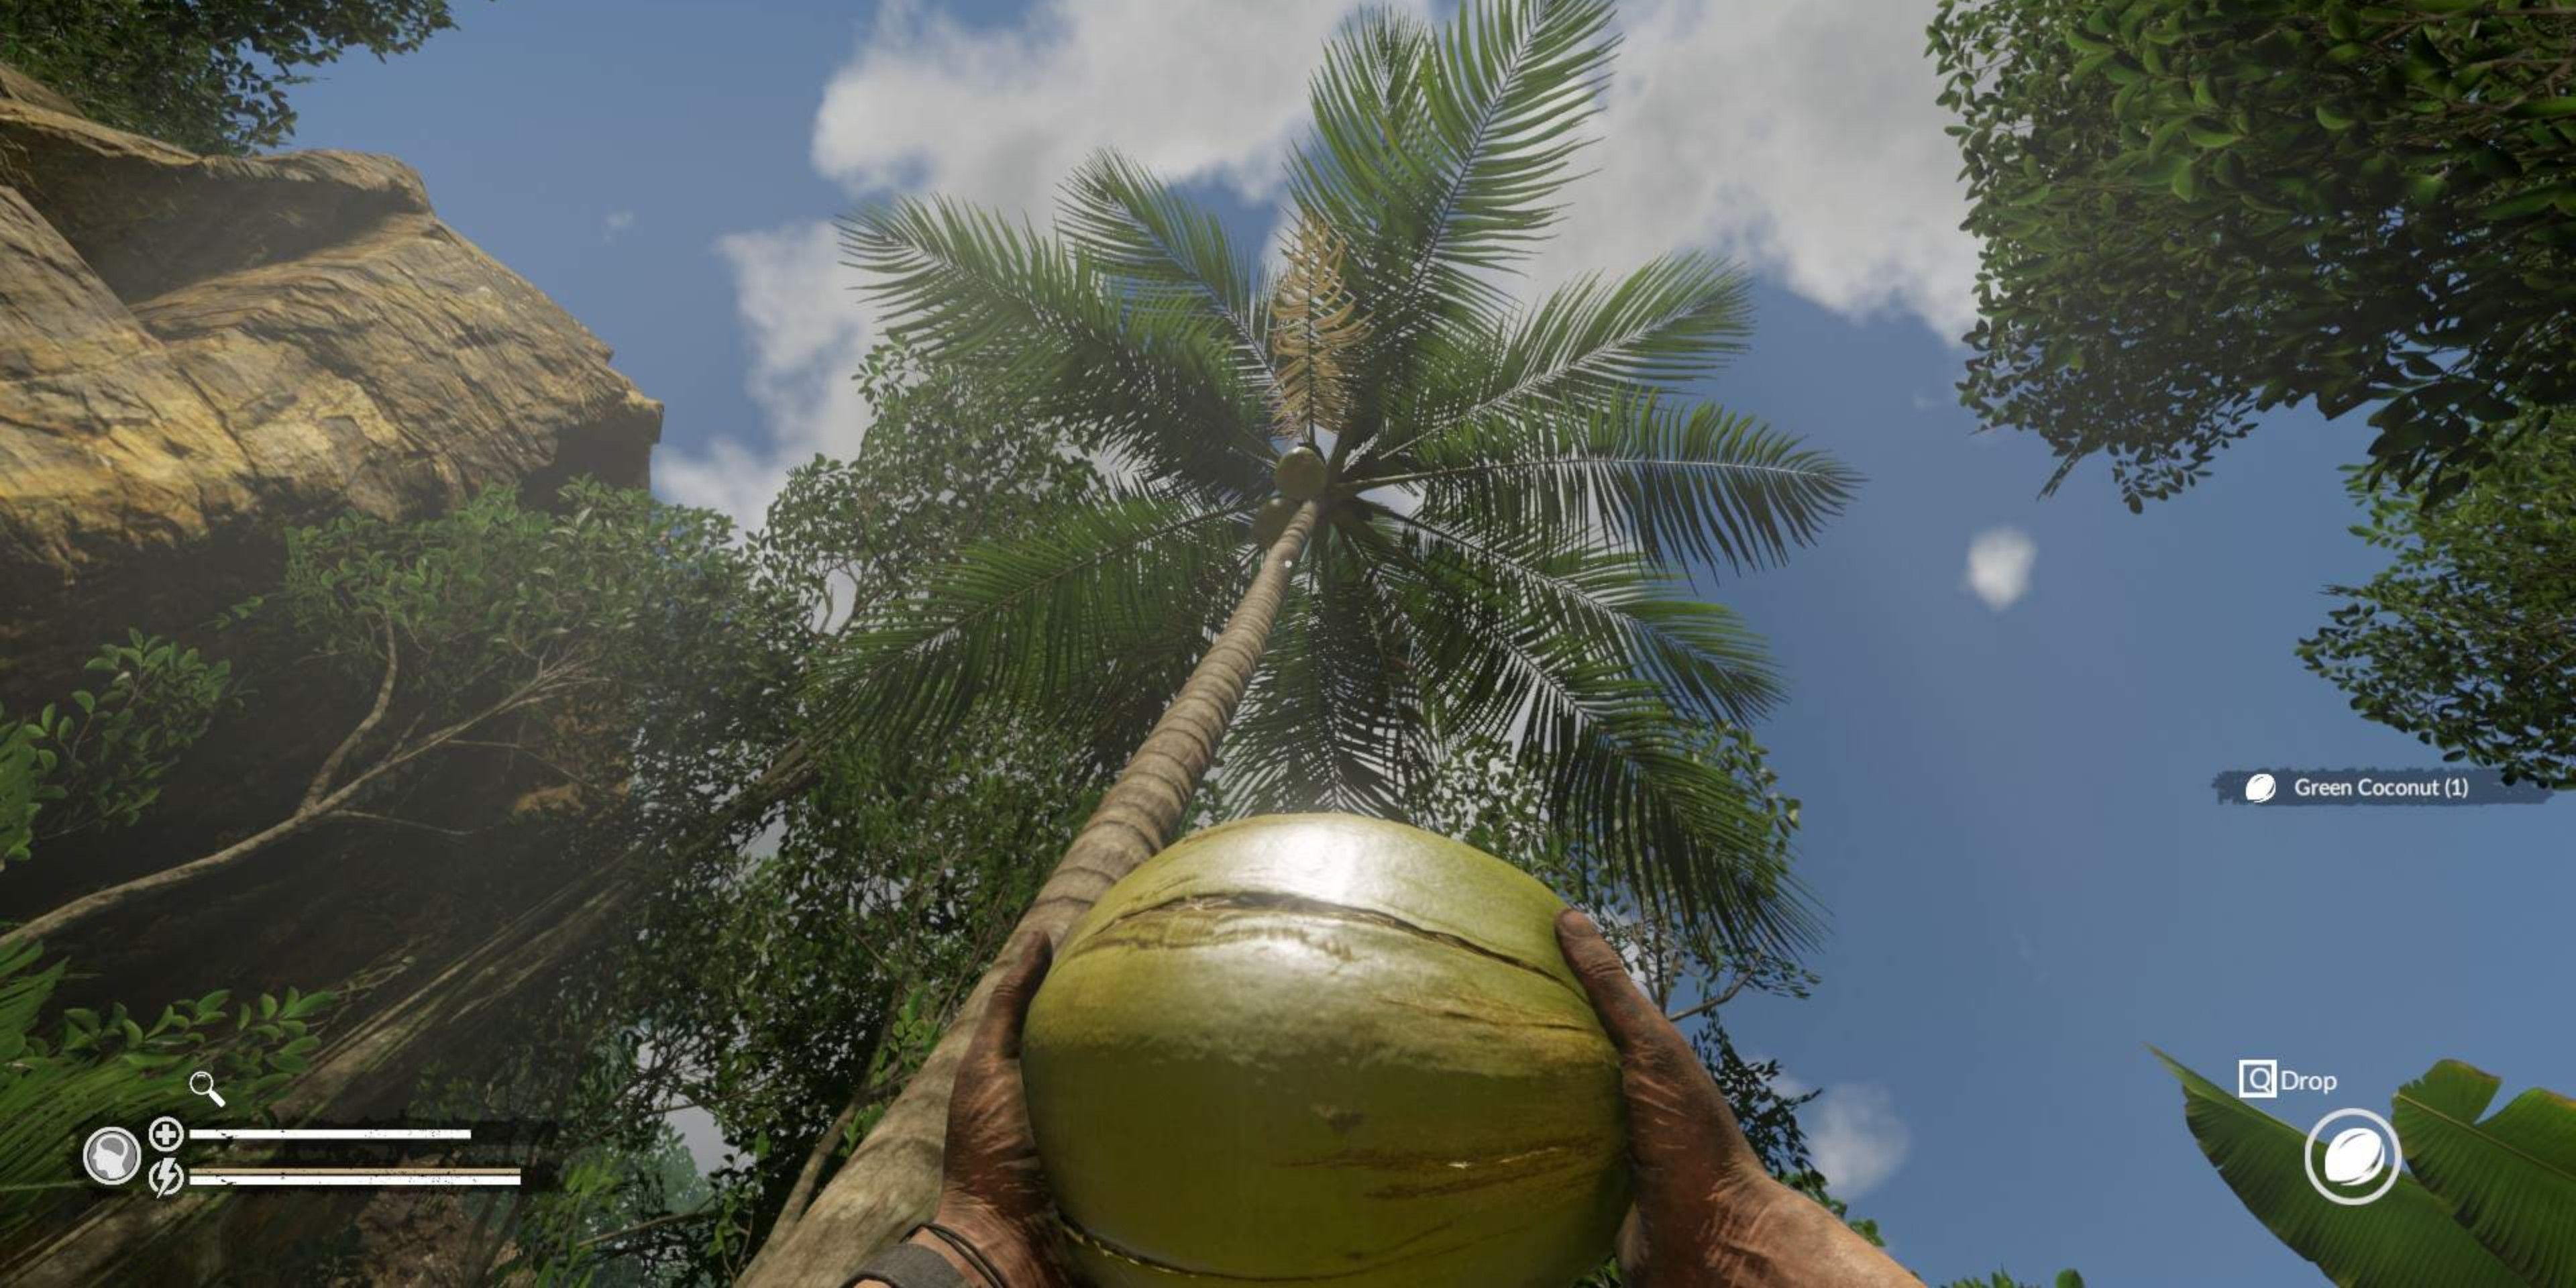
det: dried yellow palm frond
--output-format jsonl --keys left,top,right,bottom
{"left": 1268, "top": 217, "right": 1371, "bottom": 441}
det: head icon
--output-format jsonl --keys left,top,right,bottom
{"left": 82, "top": 1126, "right": 141, "bottom": 1185}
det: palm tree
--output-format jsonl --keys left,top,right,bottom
{"left": 739, "top": 1, "right": 1856, "bottom": 1280}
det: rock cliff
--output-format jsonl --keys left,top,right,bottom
{"left": 0, "top": 67, "right": 668, "bottom": 1281}
{"left": 0, "top": 64, "right": 660, "bottom": 702}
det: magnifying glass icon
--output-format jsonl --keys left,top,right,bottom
{"left": 187, "top": 1070, "right": 226, "bottom": 1109}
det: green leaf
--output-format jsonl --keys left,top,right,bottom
{"left": 2479, "top": 184, "right": 2576, "bottom": 221}
{"left": 1289, "top": 0, "right": 1617, "bottom": 408}
{"left": 2147, "top": 115, "right": 2194, "bottom": 160}
{"left": 843, "top": 195, "right": 1272, "bottom": 500}
{"left": 1393, "top": 392, "right": 1854, "bottom": 582}
{"left": 1057, "top": 148, "right": 1275, "bottom": 396}
{"left": 812, "top": 495, "right": 1258, "bottom": 744}
{"left": 2391, "top": 1061, "right": 2576, "bottom": 1285}
{"left": 2063, "top": 28, "right": 2114, "bottom": 57}
{"left": 1399, "top": 252, "right": 1757, "bottom": 445}
{"left": 2171, "top": 159, "right": 2200, "bottom": 201}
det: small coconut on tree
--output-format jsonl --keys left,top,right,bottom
{"left": 739, "top": 0, "right": 1858, "bottom": 1281}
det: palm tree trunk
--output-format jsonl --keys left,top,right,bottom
{"left": 737, "top": 499, "right": 1320, "bottom": 1287}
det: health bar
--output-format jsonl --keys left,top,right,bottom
{"left": 189, "top": 1128, "right": 474, "bottom": 1141}
{"left": 188, "top": 1168, "right": 520, "bottom": 1187}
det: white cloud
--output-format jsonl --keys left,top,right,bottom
{"left": 1964, "top": 525, "right": 2037, "bottom": 611}
{"left": 810, "top": 0, "right": 1398, "bottom": 217}
{"left": 680, "top": 1, "right": 1403, "bottom": 524}
{"left": 602, "top": 209, "right": 637, "bottom": 243}
{"left": 1797, "top": 1081, "right": 1913, "bottom": 1198}
{"left": 686, "top": 0, "right": 1982, "bottom": 522}
{"left": 658, "top": 221, "right": 875, "bottom": 523}
{"left": 1538, "top": 0, "right": 1978, "bottom": 337}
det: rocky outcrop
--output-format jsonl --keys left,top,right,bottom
{"left": 0, "top": 71, "right": 669, "bottom": 1281}
{"left": 0, "top": 70, "right": 660, "bottom": 702}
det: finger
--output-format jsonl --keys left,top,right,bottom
{"left": 1613, "top": 1205, "right": 1647, "bottom": 1275}
{"left": 971, "top": 930, "right": 1055, "bottom": 1064}
{"left": 1555, "top": 910, "right": 1681, "bottom": 1061}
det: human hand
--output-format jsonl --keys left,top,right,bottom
{"left": 1556, "top": 909, "right": 1919, "bottom": 1287}
{"left": 872, "top": 930, "right": 1074, "bottom": 1287}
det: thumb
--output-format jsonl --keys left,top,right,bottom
{"left": 1555, "top": 910, "right": 1678, "bottom": 1062}
{"left": 972, "top": 930, "right": 1055, "bottom": 1063}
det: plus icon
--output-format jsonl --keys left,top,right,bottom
{"left": 147, "top": 1116, "right": 184, "bottom": 1152}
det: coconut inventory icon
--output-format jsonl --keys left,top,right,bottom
{"left": 2323, "top": 1126, "right": 2386, "bottom": 1187}
{"left": 2245, "top": 772, "right": 2278, "bottom": 804}
{"left": 2305, "top": 1108, "right": 2403, "bottom": 1206}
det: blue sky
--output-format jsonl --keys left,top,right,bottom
{"left": 286, "top": 2, "right": 2570, "bottom": 1281}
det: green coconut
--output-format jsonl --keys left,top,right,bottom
{"left": 1248, "top": 496, "right": 1297, "bottom": 550}
{"left": 1020, "top": 813, "right": 1631, "bottom": 1288}
{"left": 1275, "top": 444, "right": 1329, "bottom": 500}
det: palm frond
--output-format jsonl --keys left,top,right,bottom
{"left": 810, "top": 495, "right": 1254, "bottom": 746}
{"left": 1392, "top": 252, "right": 1757, "bottom": 451}
{"left": 1374, "top": 504, "right": 1779, "bottom": 727}
{"left": 840, "top": 195, "right": 1271, "bottom": 500}
{"left": 1375, "top": 511, "right": 1813, "bottom": 954}
{"left": 1057, "top": 149, "right": 1279, "bottom": 400}
{"left": 1269, "top": 217, "right": 1373, "bottom": 442}
{"left": 1287, "top": 6, "right": 1436, "bottom": 284}
{"left": 1226, "top": 525, "right": 1426, "bottom": 816}
{"left": 1381, "top": 393, "right": 1856, "bottom": 578}
{"left": 1291, "top": 0, "right": 1615, "bottom": 408}
{"left": 1411, "top": 0, "right": 1615, "bottom": 273}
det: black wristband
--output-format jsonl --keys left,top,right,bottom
{"left": 844, "top": 1240, "right": 971, "bottom": 1288}
{"left": 920, "top": 1222, "right": 1009, "bottom": 1287}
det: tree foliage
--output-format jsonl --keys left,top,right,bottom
{"left": 0, "top": 645, "right": 335, "bottom": 1245}
{"left": 2299, "top": 413, "right": 2576, "bottom": 786}
{"left": 271, "top": 478, "right": 796, "bottom": 826}
{"left": 0, "top": 938, "right": 333, "bottom": 1243}
{"left": 0, "top": 0, "right": 482, "bottom": 153}
{"left": 3, "top": 480, "right": 800, "bottom": 952}
{"left": 441, "top": 347, "right": 1118, "bottom": 1283}
{"left": 1, "top": 478, "right": 798, "bottom": 1269}
{"left": 1940, "top": 1274, "right": 2088, "bottom": 1288}
{"left": 0, "top": 634, "right": 232, "bottom": 869}
{"left": 524, "top": 717, "right": 1104, "bottom": 1285}
{"left": 1931, "top": 0, "right": 2576, "bottom": 507}
{"left": 749, "top": 343, "right": 1099, "bottom": 635}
